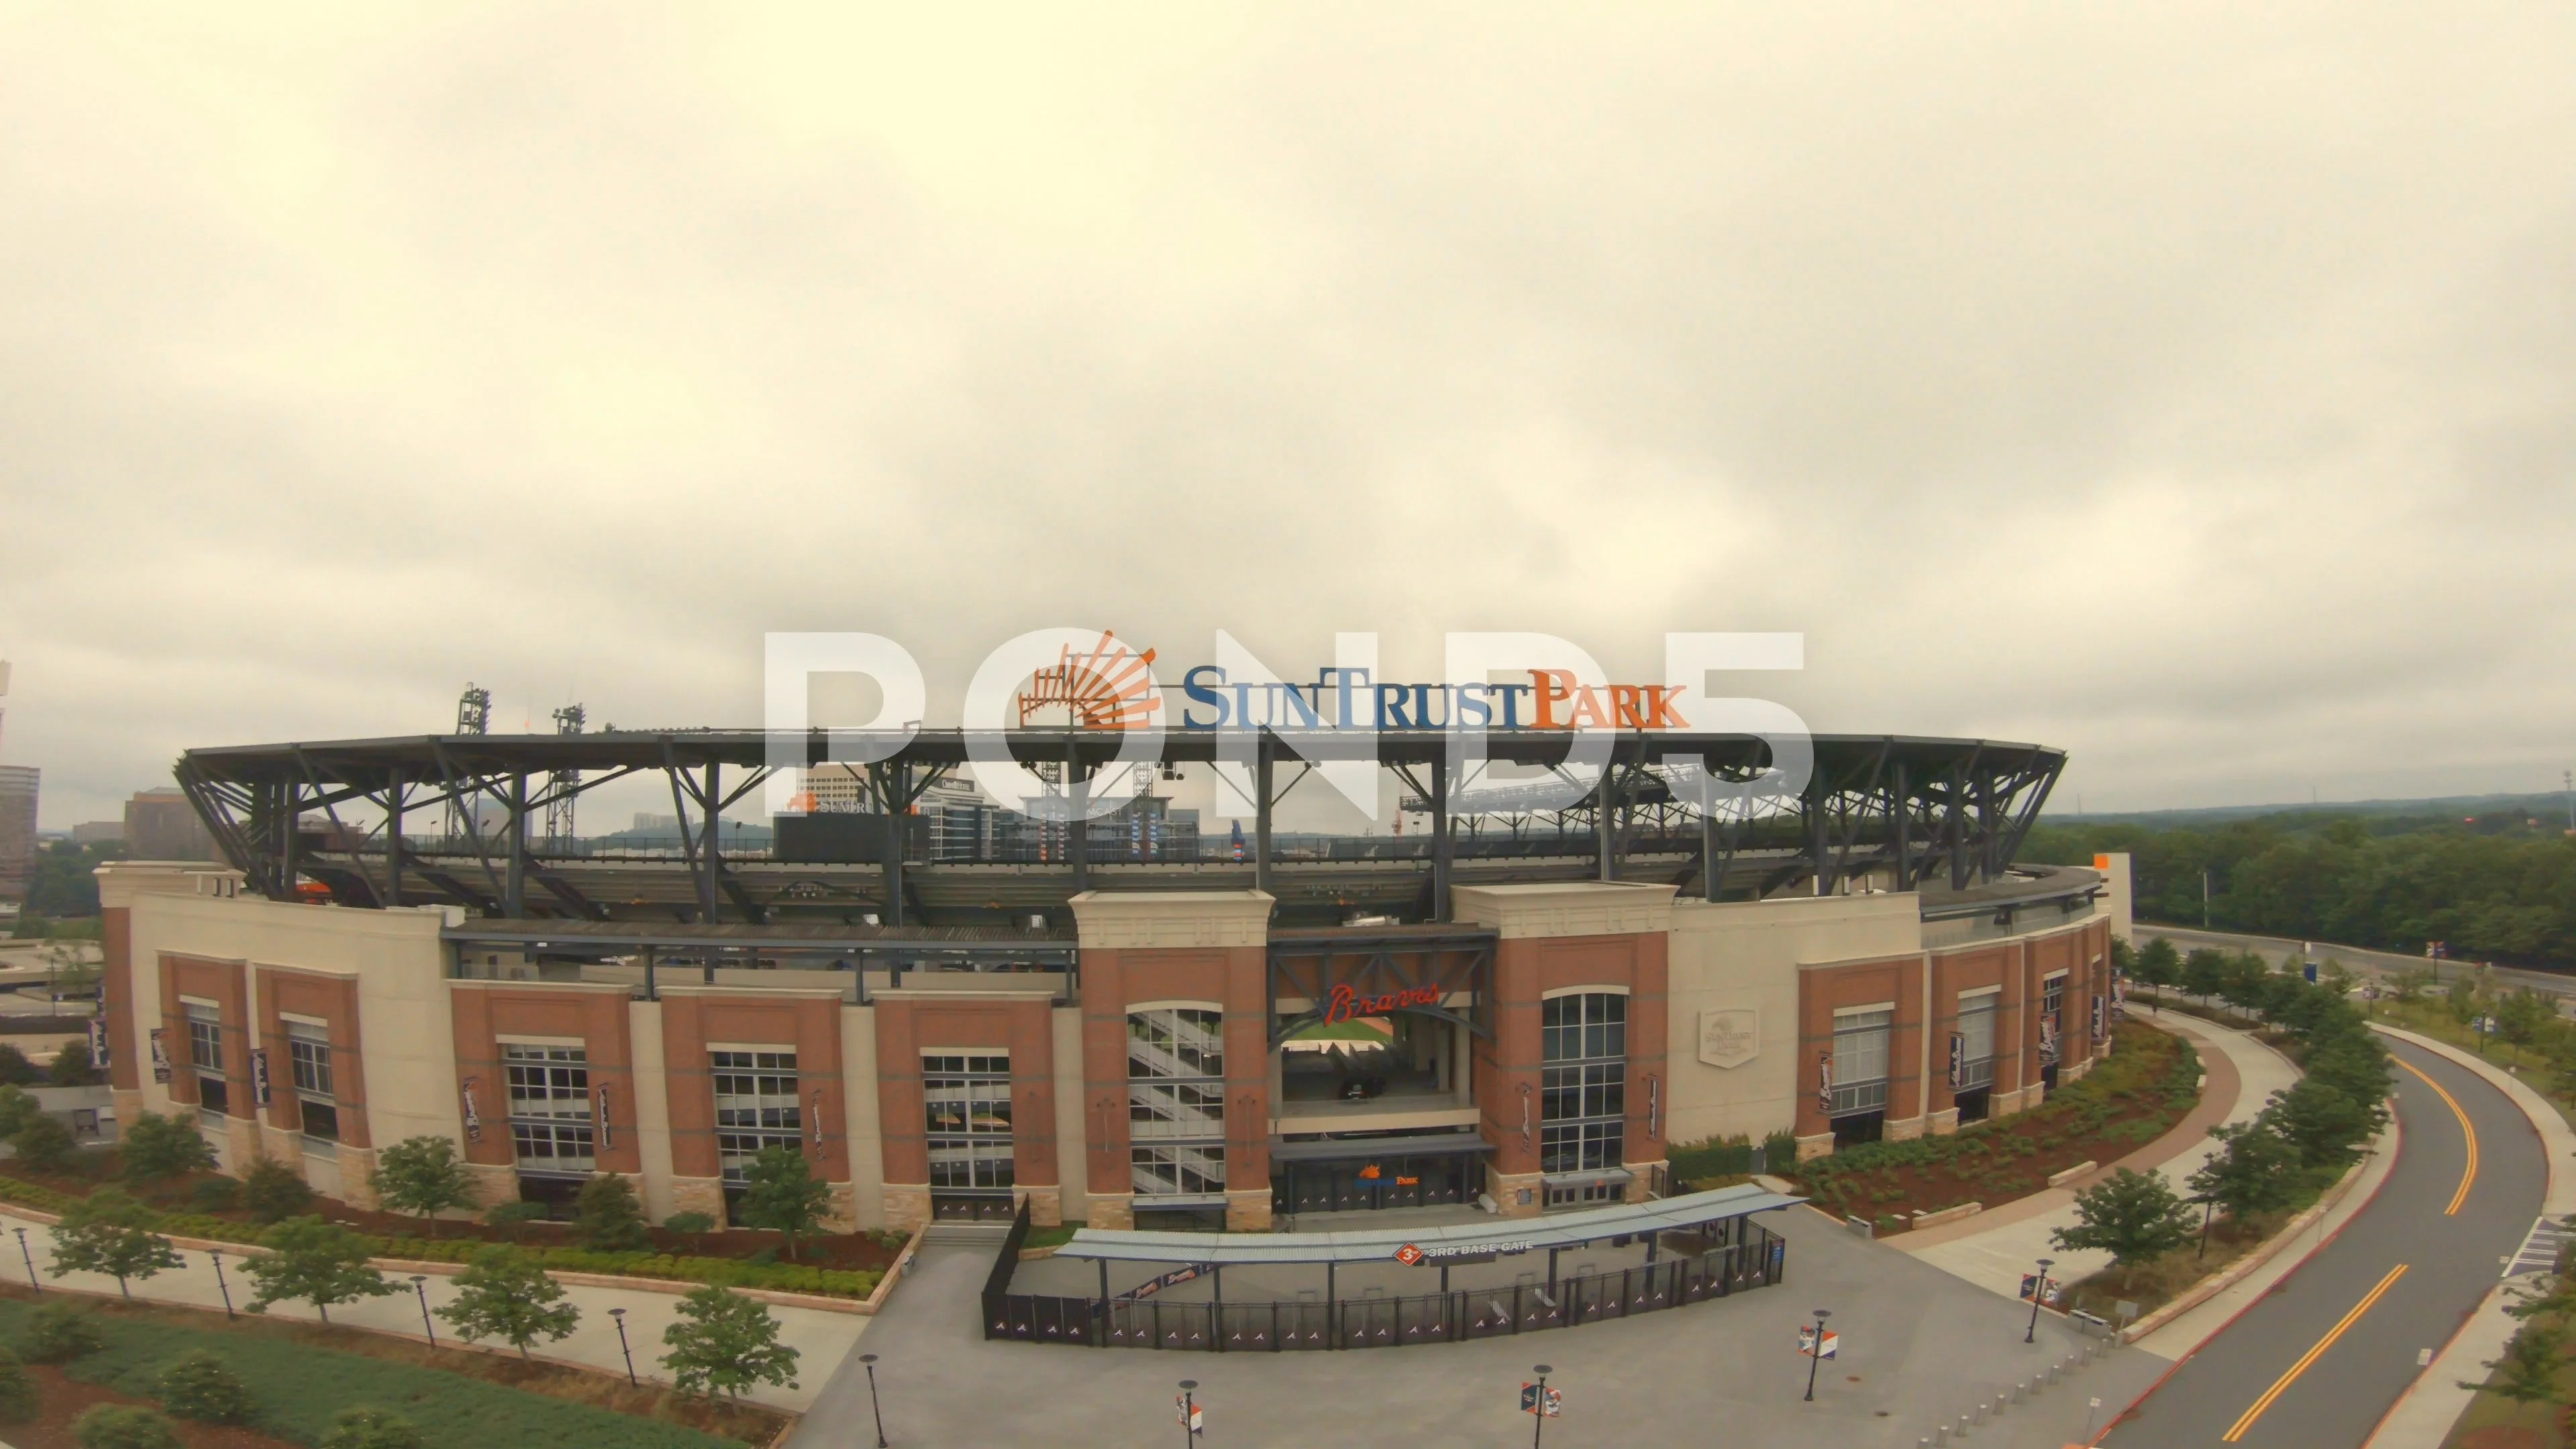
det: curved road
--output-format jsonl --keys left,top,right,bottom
{"left": 2102, "top": 1036, "right": 2545, "bottom": 1446}
{"left": 2141, "top": 924, "right": 2576, "bottom": 1002}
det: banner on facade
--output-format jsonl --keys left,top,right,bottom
{"left": 595, "top": 1083, "right": 614, "bottom": 1150}
{"left": 149, "top": 1028, "right": 170, "bottom": 1084}
{"left": 2039, "top": 1017, "right": 2059, "bottom": 1067}
{"left": 2091, "top": 994, "right": 2106, "bottom": 1042}
{"left": 461, "top": 1077, "right": 483, "bottom": 1142}
{"left": 1947, "top": 1033, "right": 1964, "bottom": 1091}
{"left": 87, "top": 1018, "right": 107, "bottom": 1070}
{"left": 250, "top": 1049, "right": 272, "bottom": 1108}
{"left": 1816, "top": 1050, "right": 1833, "bottom": 1115}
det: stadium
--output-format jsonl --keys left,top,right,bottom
{"left": 97, "top": 667, "right": 2122, "bottom": 1240}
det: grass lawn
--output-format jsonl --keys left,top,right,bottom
{"left": 0, "top": 1288, "right": 784, "bottom": 1449}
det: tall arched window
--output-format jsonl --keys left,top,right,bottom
{"left": 1539, "top": 993, "right": 1626, "bottom": 1179}
{"left": 1128, "top": 1008, "right": 1226, "bottom": 1199}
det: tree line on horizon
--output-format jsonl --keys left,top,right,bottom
{"left": 2024, "top": 811, "right": 2576, "bottom": 970}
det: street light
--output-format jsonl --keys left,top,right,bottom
{"left": 208, "top": 1249, "right": 233, "bottom": 1318}
{"left": 1530, "top": 1364, "right": 1554, "bottom": 1447}
{"left": 1803, "top": 1311, "right": 1831, "bottom": 1401}
{"left": 2025, "top": 1258, "right": 2053, "bottom": 1343}
{"left": 1178, "top": 1379, "right": 1199, "bottom": 1446}
{"left": 12, "top": 1228, "right": 36, "bottom": 1292}
{"left": 858, "top": 1352, "right": 887, "bottom": 1448}
{"left": 2196, "top": 1195, "right": 2217, "bottom": 1261}
{"left": 411, "top": 1275, "right": 435, "bottom": 1348}
{"left": 607, "top": 1307, "right": 637, "bottom": 1387}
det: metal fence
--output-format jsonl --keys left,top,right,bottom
{"left": 984, "top": 1215, "right": 1787, "bottom": 1352}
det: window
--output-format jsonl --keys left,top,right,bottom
{"left": 712, "top": 1050, "right": 802, "bottom": 1183}
{"left": 924, "top": 1054, "right": 1014, "bottom": 1193}
{"left": 288, "top": 1023, "right": 337, "bottom": 1146}
{"left": 504, "top": 1045, "right": 593, "bottom": 1177}
{"left": 1540, "top": 994, "right": 1626, "bottom": 1175}
{"left": 1128, "top": 1009, "right": 1224, "bottom": 1197}
{"left": 186, "top": 1005, "right": 227, "bottom": 1117}
{"left": 1954, "top": 993, "right": 1997, "bottom": 1091}
{"left": 1829, "top": 1008, "right": 1893, "bottom": 1116}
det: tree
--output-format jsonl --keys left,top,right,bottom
{"left": 2318, "top": 957, "right": 2357, "bottom": 999}
{"left": 2467, "top": 1319, "right": 2562, "bottom": 1405}
{"left": 73, "top": 1404, "right": 178, "bottom": 1449}
{"left": 0, "top": 1346, "right": 38, "bottom": 1424}
{"left": 736, "top": 1145, "right": 830, "bottom": 1260}
{"left": 0, "top": 1046, "right": 42, "bottom": 1087}
{"left": 436, "top": 1246, "right": 579, "bottom": 1360}
{"left": 368, "top": 1136, "right": 478, "bottom": 1236}
{"left": 2133, "top": 937, "right": 2182, "bottom": 1011}
{"left": 2180, "top": 948, "right": 2231, "bottom": 1007}
{"left": 50, "top": 1188, "right": 182, "bottom": 1299}
{"left": 48, "top": 1042, "right": 100, "bottom": 1087}
{"left": 240, "top": 1217, "right": 398, "bottom": 1324}
{"left": 0, "top": 1085, "right": 37, "bottom": 1136}
{"left": 12, "top": 1112, "right": 78, "bottom": 1173}
{"left": 483, "top": 1200, "right": 548, "bottom": 1242}
{"left": 242, "top": 1156, "right": 316, "bottom": 1223}
{"left": 2186, "top": 1120, "right": 2303, "bottom": 1222}
{"left": 2270, "top": 1081, "right": 2379, "bottom": 1167}
{"left": 21, "top": 1301, "right": 105, "bottom": 1362}
{"left": 2496, "top": 988, "right": 2555, "bottom": 1048}
{"left": 158, "top": 1349, "right": 254, "bottom": 1424}
{"left": 2051, "top": 1167, "right": 2196, "bottom": 1269}
{"left": 319, "top": 1407, "right": 424, "bottom": 1449}
{"left": 574, "top": 1173, "right": 651, "bottom": 1252}
{"left": 663, "top": 1211, "right": 717, "bottom": 1248}
{"left": 661, "top": 1285, "right": 800, "bottom": 1399}
{"left": 119, "top": 1112, "right": 217, "bottom": 1185}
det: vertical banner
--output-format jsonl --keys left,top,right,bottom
{"left": 1815, "top": 1049, "right": 1833, "bottom": 1116}
{"left": 87, "top": 1018, "right": 108, "bottom": 1069}
{"left": 1947, "top": 1033, "right": 1964, "bottom": 1091}
{"left": 2091, "top": 994, "right": 2106, "bottom": 1043}
{"left": 461, "top": 1077, "right": 483, "bottom": 1142}
{"left": 2039, "top": 1016, "right": 2060, "bottom": 1067}
{"left": 811, "top": 1089, "right": 826, "bottom": 1148}
{"left": 250, "top": 1049, "right": 273, "bottom": 1108}
{"left": 149, "top": 1028, "right": 171, "bottom": 1084}
{"left": 594, "top": 1083, "right": 614, "bottom": 1150}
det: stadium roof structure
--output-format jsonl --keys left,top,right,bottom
{"left": 172, "top": 728, "right": 2070, "bottom": 929}
{"left": 1055, "top": 1181, "right": 1806, "bottom": 1267}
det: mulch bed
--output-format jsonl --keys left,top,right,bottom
{"left": 5, "top": 1364, "right": 301, "bottom": 1449}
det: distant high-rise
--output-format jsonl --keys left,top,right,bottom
{"left": 124, "top": 788, "right": 218, "bottom": 863}
{"left": 0, "top": 662, "right": 33, "bottom": 900}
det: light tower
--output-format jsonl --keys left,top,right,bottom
{"left": 545, "top": 705, "right": 585, "bottom": 848}
{"left": 443, "top": 684, "right": 494, "bottom": 841}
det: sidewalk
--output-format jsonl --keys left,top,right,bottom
{"left": 2361, "top": 1025, "right": 2576, "bottom": 1449}
{"left": 1896, "top": 1012, "right": 2296, "bottom": 1302}
{"left": 0, "top": 1208, "right": 866, "bottom": 1411}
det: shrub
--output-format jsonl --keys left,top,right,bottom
{"left": 0, "top": 1345, "right": 36, "bottom": 1424}
{"left": 241, "top": 1157, "right": 315, "bottom": 1224}
{"left": 662, "top": 1211, "right": 717, "bottom": 1241}
{"left": 484, "top": 1200, "right": 549, "bottom": 1240}
{"left": 21, "top": 1300, "right": 106, "bottom": 1362}
{"left": 50, "top": 1043, "right": 101, "bottom": 1087}
{"left": 0, "top": 1084, "right": 40, "bottom": 1134}
{"left": 159, "top": 1348, "right": 254, "bottom": 1424}
{"left": 0, "top": 1046, "right": 42, "bottom": 1087}
{"left": 189, "top": 1176, "right": 243, "bottom": 1213}
{"left": 119, "top": 1114, "right": 217, "bottom": 1185}
{"left": 12, "top": 1112, "right": 78, "bottom": 1173}
{"left": 320, "top": 1406, "right": 425, "bottom": 1449}
{"left": 74, "top": 1404, "right": 179, "bottom": 1449}
{"left": 574, "top": 1173, "right": 651, "bottom": 1253}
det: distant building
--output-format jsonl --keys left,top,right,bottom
{"left": 0, "top": 766, "right": 36, "bottom": 900}
{"left": 72, "top": 822, "right": 125, "bottom": 847}
{"left": 123, "top": 788, "right": 217, "bottom": 863}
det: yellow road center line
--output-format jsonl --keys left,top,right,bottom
{"left": 2396, "top": 1059, "right": 2477, "bottom": 1215}
{"left": 2221, "top": 1263, "right": 2410, "bottom": 1442}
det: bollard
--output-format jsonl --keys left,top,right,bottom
{"left": 2014, "top": 1381, "right": 2027, "bottom": 1403}
{"left": 1972, "top": 1403, "right": 1987, "bottom": 1426}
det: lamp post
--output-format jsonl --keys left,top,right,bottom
{"left": 2025, "top": 1258, "right": 2053, "bottom": 1343}
{"left": 410, "top": 1275, "right": 435, "bottom": 1348}
{"left": 2197, "top": 1195, "right": 2217, "bottom": 1261}
{"left": 1803, "top": 1311, "right": 1831, "bottom": 1401}
{"left": 1530, "top": 1364, "right": 1554, "bottom": 1447}
{"left": 1178, "top": 1379, "right": 1199, "bottom": 1446}
{"left": 208, "top": 1249, "right": 233, "bottom": 1319}
{"left": 608, "top": 1307, "right": 637, "bottom": 1387}
{"left": 13, "top": 1228, "right": 36, "bottom": 1292}
{"left": 858, "top": 1352, "right": 887, "bottom": 1447}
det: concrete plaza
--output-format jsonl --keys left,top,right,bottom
{"left": 792, "top": 1204, "right": 2161, "bottom": 1448}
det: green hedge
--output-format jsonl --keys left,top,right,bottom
{"left": 0, "top": 1176, "right": 878, "bottom": 1298}
{"left": 0, "top": 1298, "right": 747, "bottom": 1449}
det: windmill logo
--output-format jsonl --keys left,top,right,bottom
{"left": 1015, "top": 631, "right": 1163, "bottom": 731}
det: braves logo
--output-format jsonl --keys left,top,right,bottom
{"left": 1323, "top": 982, "right": 1442, "bottom": 1024}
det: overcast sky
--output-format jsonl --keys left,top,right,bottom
{"left": 3, "top": 5, "right": 2573, "bottom": 829}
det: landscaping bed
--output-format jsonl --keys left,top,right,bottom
{"left": 0, "top": 1157, "right": 898, "bottom": 1299}
{"left": 0, "top": 1285, "right": 786, "bottom": 1448}
{"left": 1782, "top": 1020, "right": 2202, "bottom": 1225}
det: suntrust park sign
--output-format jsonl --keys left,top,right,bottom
{"left": 763, "top": 629, "right": 1812, "bottom": 823}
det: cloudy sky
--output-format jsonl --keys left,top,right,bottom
{"left": 3, "top": 4, "right": 2573, "bottom": 828}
